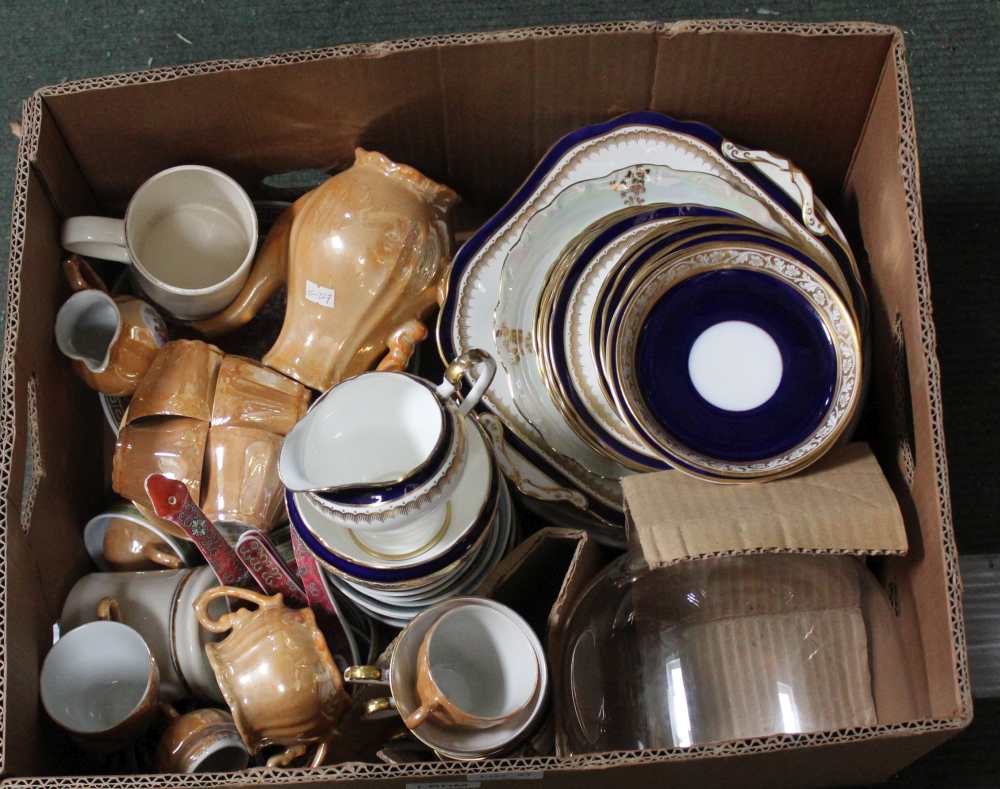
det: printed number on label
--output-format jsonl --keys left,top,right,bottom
{"left": 306, "top": 280, "right": 335, "bottom": 308}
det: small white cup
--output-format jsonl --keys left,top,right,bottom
{"left": 40, "top": 619, "right": 159, "bottom": 751}
{"left": 60, "top": 567, "right": 225, "bottom": 703}
{"left": 280, "top": 351, "right": 496, "bottom": 537}
{"left": 62, "top": 165, "right": 258, "bottom": 320}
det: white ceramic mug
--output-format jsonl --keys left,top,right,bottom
{"left": 40, "top": 614, "right": 159, "bottom": 752}
{"left": 61, "top": 165, "right": 258, "bottom": 320}
{"left": 59, "top": 567, "right": 225, "bottom": 702}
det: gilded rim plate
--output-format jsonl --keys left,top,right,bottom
{"left": 608, "top": 241, "right": 862, "bottom": 480}
{"left": 439, "top": 111, "right": 862, "bottom": 523}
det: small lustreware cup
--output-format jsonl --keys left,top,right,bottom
{"left": 201, "top": 425, "right": 285, "bottom": 532}
{"left": 209, "top": 355, "right": 310, "bottom": 436}
{"left": 125, "top": 339, "right": 224, "bottom": 424}
{"left": 41, "top": 599, "right": 160, "bottom": 753}
{"left": 344, "top": 599, "right": 540, "bottom": 735}
{"left": 154, "top": 706, "right": 250, "bottom": 773}
{"left": 84, "top": 502, "right": 198, "bottom": 571}
{"left": 61, "top": 165, "right": 259, "bottom": 321}
{"left": 403, "top": 603, "right": 539, "bottom": 730}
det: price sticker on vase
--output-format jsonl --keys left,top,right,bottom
{"left": 305, "top": 280, "right": 335, "bottom": 309}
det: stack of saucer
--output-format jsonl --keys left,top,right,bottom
{"left": 526, "top": 198, "right": 864, "bottom": 482}
{"left": 281, "top": 367, "right": 513, "bottom": 627}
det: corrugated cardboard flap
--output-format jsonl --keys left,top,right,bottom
{"left": 622, "top": 443, "right": 907, "bottom": 567}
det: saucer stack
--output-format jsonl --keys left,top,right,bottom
{"left": 442, "top": 112, "right": 867, "bottom": 503}
{"left": 285, "top": 413, "right": 514, "bottom": 628}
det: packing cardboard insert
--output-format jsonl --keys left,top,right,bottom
{"left": 3, "top": 21, "right": 969, "bottom": 784}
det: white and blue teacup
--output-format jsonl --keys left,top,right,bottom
{"left": 279, "top": 350, "right": 496, "bottom": 531}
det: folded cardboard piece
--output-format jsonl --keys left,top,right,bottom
{"left": 477, "top": 526, "right": 606, "bottom": 758}
{"left": 613, "top": 442, "right": 917, "bottom": 748}
{"left": 623, "top": 443, "right": 909, "bottom": 567}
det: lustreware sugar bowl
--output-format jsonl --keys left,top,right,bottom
{"left": 195, "top": 587, "right": 351, "bottom": 767}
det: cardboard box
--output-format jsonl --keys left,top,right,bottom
{"left": 0, "top": 18, "right": 970, "bottom": 788}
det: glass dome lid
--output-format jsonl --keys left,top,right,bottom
{"left": 559, "top": 552, "right": 904, "bottom": 753}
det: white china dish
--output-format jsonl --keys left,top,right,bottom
{"left": 605, "top": 241, "right": 862, "bottom": 481}
{"left": 327, "top": 480, "right": 513, "bottom": 622}
{"left": 497, "top": 164, "right": 856, "bottom": 483}
{"left": 287, "top": 414, "right": 495, "bottom": 580}
{"left": 495, "top": 160, "right": 840, "bottom": 453}
{"left": 439, "top": 111, "right": 860, "bottom": 525}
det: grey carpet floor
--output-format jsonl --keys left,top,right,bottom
{"left": 1, "top": 1, "right": 999, "bottom": 786}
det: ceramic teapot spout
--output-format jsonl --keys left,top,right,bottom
{"left": 191, "top": 205, "right": 295, "bottom": 337}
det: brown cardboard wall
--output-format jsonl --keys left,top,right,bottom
{"left": 646, "top": 31, "right": 891, "bottom": 196}
{"left": 0, "top": 21, "right": 969, "bottom": 785}
{"left": 844, "top": 49, "right": 963, "bottom": 722}
{"left": 38, "top": 30, "right": 893, "bottom": 213}
{"left": 6, "top": 169, "right": 100, "bottom": 776}
{"left": 40, "top": 48, "right": 450, "bottom": 212}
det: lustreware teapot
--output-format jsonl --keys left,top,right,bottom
{"left": 194, "top": 149, "right": 458, "bottom": 390}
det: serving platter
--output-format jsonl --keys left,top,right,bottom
{"left": 439, "top": 111, "right": 861, "bottom": 526}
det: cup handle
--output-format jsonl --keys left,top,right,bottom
{"left": 194, "top": 585, "right": 283, "bottom": 634}
{"left": 143, "top": 542, "right": 184, "bottom": 569}
{"left": 403, "top": 697, "right": 440, "bottom": 730}
{"left": 265, "top": 735, "right": 334, "bottom": 768}
{"left": 61, "top": 216, "right": 131, "bottom": 264}
{"left": 63, "top": 255, "right": 109, "bottom": 293}
{"left": 342, "top": 665, "right": 386, "bottom": 685}
{"left": 438, "top": 349, "right": 497, "bottom": 417}
{"left": 376, "top": 319, "right": 428, "bottom": 373}
{"left": 160, "top": 702, "right": 179, "bottom": 721}
{"left": 363, "top": 697, "right": 400, "bottom": 720}
{"left": 96, "top": 597, "right": 122, "bottom": 622}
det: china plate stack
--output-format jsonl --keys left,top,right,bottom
{"left": 438, "top": 112, "right": 866, "bottom": 527}
{"left": 286, "top": 416, "right": 514, "bottom": 627}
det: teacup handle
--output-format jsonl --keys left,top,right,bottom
{"left": 265, "top": 735, "right": 334, "bottom": 768}
{"left": 403, "top": 696, "right": 441, "bottom": 730}
{"left": 63, "top": 255, "right": 109, "bottom": 293}
{"left": 194, "top": 586, "right": 284, "bottom": 634}
{"left": 438, "top": 349, "right": 497, "bottom": 417}
{"left": 143, "top": 542, "right": 184, "bottom": 569}
{"left": 62, "top": 216, "right": 132, "bottom": 264}
{"left": 343, "top": 665, "right": 387, "bottom": 685}
{"left": 96, "top": 596, "right": 122, "bottom": 622}
{"left": 364, "top": 697, "right": 400, "bottom": 720}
